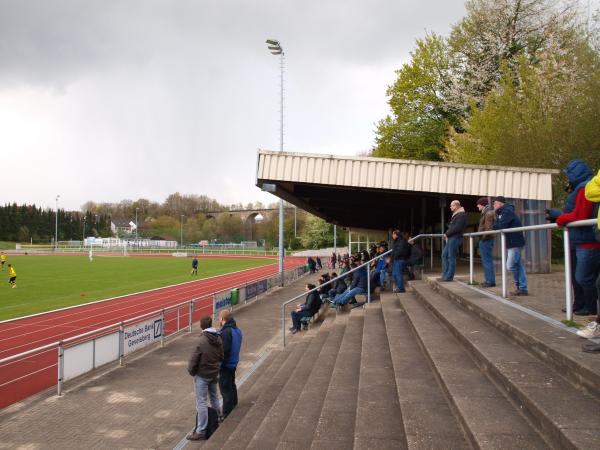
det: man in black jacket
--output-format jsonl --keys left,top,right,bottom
{"left": 290, "top": 283, "right": 322, "bottom": 333}
{"left": 187, "top": 316, "right": 223, "bottom": 441}
{"left": 391, "top": 229, "right": 411, "bottom": 292}
{"left": 440, "top": 200, "right": 466, "bottom": 281}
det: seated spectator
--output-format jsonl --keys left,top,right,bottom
{"left": 290, "top": 283, "right": 322, "bottom": 334}
{"left": 405, "top": 239, "right": 424, "bottom": 281}
{"left": 324, "top": 272, "right": 348, "bottom": 299}
{"left": 331, "top": 263, "right": 368, "bottom": 306}
{"left": 339, "top": 259, "right": 349, "bottom": 274}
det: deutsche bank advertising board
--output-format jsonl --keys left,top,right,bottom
{"left": 123, "top": 317, "right": 163, "bottom": 355}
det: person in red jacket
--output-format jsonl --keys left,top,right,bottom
{"left": 555, "top": 160, "right": 600, "bottom": 316}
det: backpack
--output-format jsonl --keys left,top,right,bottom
{"left": 194, "top": 406, "right": 219, "bottom": 439}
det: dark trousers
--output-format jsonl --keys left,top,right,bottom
{"left": 219, "top": 367, "right": 238, "bottom": 416}
{"left": 291, "top": 309, "right": 311, "bottom": 330}
{"left": 596, "top": 272, "right": 600, "bottom": 322}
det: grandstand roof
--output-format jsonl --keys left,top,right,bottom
{"left": 256, "top": 150, "right": 558, "bottom": 230}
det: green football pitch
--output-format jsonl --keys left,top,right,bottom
{"left": 0, "top": 255, "right": 274, "bottom": 321}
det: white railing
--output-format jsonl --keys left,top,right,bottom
{"left": 412, "top": 218, "right": 598, "bottom": 322}
{"left": 281, "top": 250, "right": 392, "bottom": 346}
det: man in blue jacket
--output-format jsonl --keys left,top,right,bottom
{"left": 218, "top": 309, "right": 243, "bottom": 418}
{"left": 332, "top": 263, "right": 368, "bottom": 305}
{"left": 493, "top": 197, "right": 528, "bottom": 296}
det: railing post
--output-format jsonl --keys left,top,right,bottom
{"left": 469, "top": 236, "right": 474, "bottom": 285}
{"left": 282, "top": 304, "right": 286, "bottom": 347}
{"left": 119, "top": 322, "right": 124, "bottom": 366}
{"left": 160, "top": 310, "right": 165, "bottom": 347}
{"left": 430, "top": 237, "right": 433, "bottom": 270}
{"left": 367, "top": 264, "right": 371, "bottom": 304}
{"left": 501, "top": 233, "right": 507, "bottom": 298}
{"left": 563, "top": 227, "right": 573, "bottom": 321}
{"left": 189, "top": 301, "right": 194, "bottom": 332}
{"left": 57, "top": 341, "right": 64, "bottom": 396}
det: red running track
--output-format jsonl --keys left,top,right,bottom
{"left": 0, "top": 257, "right": 305, "bottom": 409}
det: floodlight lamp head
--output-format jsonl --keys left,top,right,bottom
{"left": 266, "top": 39, "right": 279, "bottom": 46}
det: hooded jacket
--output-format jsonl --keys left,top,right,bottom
{"left": 187, "top": 328, "right": 223, "bottom": 379}
{"left": 446, "top": 207, "right": 466, "bottom": 238}
{"left": 549, "top": 160, "right": 597, "bottom": 245}
{"left": 220, "top": 319, "right": 243, "bottom": 370}
{"left": 585, "top": 169, "right": 600, "bottom": 229}
{"left": 493, "top": 203, "right": 525, "bottom": 248}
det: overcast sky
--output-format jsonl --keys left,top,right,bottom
{"left": 0, "top": 0, "right": 472, "bottom": 211}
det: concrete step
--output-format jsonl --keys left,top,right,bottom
{"left": 277, "top": 314, "right": 349, "bottom": 449}
{"left": 400, "top": 292, "right": 549, "bottom": 449}
{"left": 216, "top": 339, "right": 313, "bottom": 450}
{"left": 310, "top": 307, "right": 365, "bottom": 450}
{"left": 353, "top": 302, "right": 406, "bottom": 449}
{"left": 198, "top": 349, "right": 292, "bottom": 450}
{"left": 423, "top": 277, "right": 600, "bottom": 399}
{"left": 410, "top": 281, "right": 600, "bottom": 449}
{"left": 380, "top": 294, "right": 470, "bottom": 449}
{"left": 246, "top": 329, "right": 330, "bottom": 449}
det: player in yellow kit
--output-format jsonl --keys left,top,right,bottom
{"left": 0, "top": 252, "right": 6, "bottom": 271}
{"left": 7, "top": 264, "right": 16, "bottom": 288}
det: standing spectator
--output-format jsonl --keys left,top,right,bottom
{"left": 219, "top": 310, "right": 242, "bottom": 418}
{"left": 391, "top": 229, "right": 410, "bottom": 293}
{"left": 493, "top": 196, "right": 528, "bottom": 296}
{"left": 477, "top": 197, "right": 496, "bottom": 287}
{"left": 307, "top": 257, "right": 316, "bottom": 273}
{"left": 289, "top": 283, "right": 322, "bottom": 334}
{"left": 187, "top": 316, "right": 223, "bottom": 441}
{"left": 440, "top": 200, "right": 466, "bottom": 282}
{"left": 191, "top": 256, "right": 199, "bottom": 276}
{"left": 579, "top": 169, "right": 600, "bottom": 349}
{"left": 7, "top": 264, "right": 17, "bottom": 289}
{"left": 316, "top": 256, "right": 323, "bottom": 271}
{"left": 550, "top": 160, "right": 599, "bottom": 315}
{"left": 330, "top": 252, "right": 337, "bottom": 269}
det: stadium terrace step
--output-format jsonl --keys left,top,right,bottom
{"left": 354, "top": 303, "right": 406, "bottom": 449}
{"left": 310, "top": 308, "right": 365, "bottom": 449}
{"left": 214, "top": 339, "right": 313, "bottom": 449}
{"left": 399, "top": 291, "right": 549, "bottom": 448}
{"left": 420, "top": 277, "right": 600, "bottom": 399}
{"left": 380, "top": 295, "right": 470, "bottom": 449}
{"left": 408, "top": 281, "right": 600, "bottom": 449}
{"left": 277, "top": 314, "right": 349, "bottom": 449}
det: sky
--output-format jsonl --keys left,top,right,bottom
{"left": 1, "top": 0, "right": 472, "bottom": 211}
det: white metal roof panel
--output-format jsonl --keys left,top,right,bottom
{"left": 257, "top": 150, "right": 558, "bottom": 201}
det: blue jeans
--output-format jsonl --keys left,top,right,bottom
{"left": 574, "top": 247, "right": 600, "bottom": 313}
{"left": 479, "top": 239, "right": 495, "bottom": 284}
{"left": 392, "top": 259, "right": 406, "bottom": 290}
{"left": 379, "top": 270, "right": 389, "bottom": 287}
{"left": 333, "top": 286, "right": 365, "bottom": 305}
{"left": 441, "top": 236, "right": 461, "bottom": 280}
{"left": 291, "top": 308, "right": 311, "bottom": 330}
{"left": 507, "top": 247, "right": 527, "bottom": 292}
{"left": 193, "top": 375, "right": 220, "bottom": 433}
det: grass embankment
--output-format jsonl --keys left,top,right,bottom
{"left": 0, "top": 255, "right": 273, "bottom": 320}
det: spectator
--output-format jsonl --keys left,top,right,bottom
{"left": 579, "top": 168, "right": 600, "bottom": 350}
{"left": 440, "top": 200, "right": 466, "bottom": 282}
{"left": 329, "top": 272, "right": 348, "bottom": 298}
{"left": 330, "top": 252, "right": 337, "bottom": 269}
{"left": 493, "top": 196, "right": 528, "bottom": 296}
{"left": 550, "top": 160, "right": 600, "bottom": 316}
{"left": 316, "top": 256, "right": 323, "bottom": 271}
{"left": 187, "top": 316, "right": 223, "bottom": 441}
{"left": 477, "top": 197, "right": 496, "bottom": 287}
{"left": 290, "top": 283, "right": 322, "bottom": 334}
{"left": 307, "top": 257, "right": 316, "bottom": 273}
{"left": 332, "top": 263, "right": 368, "bottom": 305}
{"left": 391, "top": 229, "right": 410, "bottom": 292}
{"left": 218, "top": 310, "right": 242, "bottom": 418}
{"left": 405, "top": 239, "right": 423, "bottom": 281}
{"left": 370, "top": 244, "right": 388, "bottom": 289}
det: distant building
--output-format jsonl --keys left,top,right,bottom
{"left": 110, "top": 219, "right": 136, "bottom": 236}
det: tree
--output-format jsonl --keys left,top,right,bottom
{"left": 300, "top": 216, "right": 335, "bottom": 249}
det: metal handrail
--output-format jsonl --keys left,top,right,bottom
{"left": 282, "top": 250, "right": 392, "bottom": 346}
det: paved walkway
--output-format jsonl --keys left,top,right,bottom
{"left": 0, "top": 273, "right": 321, "bottom": 450}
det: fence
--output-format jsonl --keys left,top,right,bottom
{"left": 0, "top": 265, "right": 308, "bottom": 408}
